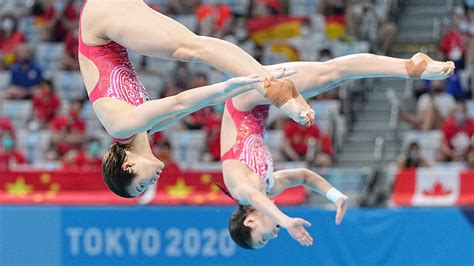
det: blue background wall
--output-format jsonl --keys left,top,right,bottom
{"left": 1, "top": 206, "right": 473, "bottom": 266}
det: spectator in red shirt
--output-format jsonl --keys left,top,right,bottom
{"left": 0, "top": 130, "right": 27, "bottom": 169}
{"left": 196, "top": 1, "right": 232, "bottom": 38}
{"left": 47, "top": 100, "right": 86, "bottom": 160}
{"left": 42, "top": 0, "right": 78, "bottom": 42}
{"left": 440, "top": 16, "right": 467, "bottom": 69}
{"left": 281, "top": 119, "right": 333, "bottom": 167}
{"left": 0, "top": 13, "right": 25, "bottom": 70}
{"left": 61, "top": 28, "right": 79, "bottom": 70}
{"left": 31, "top": 79, "right": 61, "bottom": 129}
{"left": 439, "top": 101, "right": 474, "bottom": 162}
{"left": 62, "top": 137, "right": 102, "bottom": 169}
{"left": 202, "top": 106, "right": 222, "bottom": 162}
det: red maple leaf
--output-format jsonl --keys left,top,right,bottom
{"left": 423, "top": 181, "right": 452, "bottom": 197}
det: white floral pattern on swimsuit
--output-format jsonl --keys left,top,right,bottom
{"left": 239, "top": 134, "right": 272, "bottom": 180}
{"left": 108, "top": 64, "right": 149, "bottom": 106}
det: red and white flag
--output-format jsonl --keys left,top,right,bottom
{"left": 392, "top": 168, "right": 474, "bottom": 206}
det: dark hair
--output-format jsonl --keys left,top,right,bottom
{"left": 102, "top": 142, "right": 136, "bottom": 198}
{"left": 228, "top": 205, "right": 255, "bottom": 250}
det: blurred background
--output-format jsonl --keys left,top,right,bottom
{"left": 0, "top": 0, "right": 473, "bottom": 265}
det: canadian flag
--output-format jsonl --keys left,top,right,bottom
{"left": 392, "top": 168, "right": 474, "bottom": 206}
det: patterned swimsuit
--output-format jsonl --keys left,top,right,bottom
{"left": 79, "top": 0, "right": 149, "bottom": 142}
{"left": 221, "top": 99, "right": 275, "bottom": 190}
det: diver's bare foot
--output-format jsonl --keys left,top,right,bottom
{"left": 407, "top": 52, "right": 455, "bottom": 80}
{"left": 264, "top": 77, "right": 314, "bottom": 126}
{"left": 279, "top": 97, "right": 314, "bottom": 127}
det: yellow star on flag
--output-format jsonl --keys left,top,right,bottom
{"left": 33, "top": 194, "right": 43, "bottom": 203}
{"left": 5, "top": 176, "right": 34, "bottom": 197}
{"left": 49, "top": 182, "right": 60, "bottom": 192}
{"left": 194, "top": 195, "right": 205, "bottom": 204}
{"left": 200, "top": 174, "right": 212, "bottom": 184}
{"left": 166, "top": 178, "right": 194, "bottom": 199}
{"left": 40, "top": 173, "right": 52, "bottom": 184}
{"left": 210, "top": 184, "right": 220, "bottom": 193}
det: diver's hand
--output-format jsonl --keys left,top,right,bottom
{"left": 335, "top": 195, "right": 349, "bottom": 225}
{"left": 282, "top": 217, "right": 313, "bottom": 247}
{"left": 225, "top": 74, "right": 263, "bottom": 92}
{"left": 270, "top": 67, "right": 298, "bottom": 79}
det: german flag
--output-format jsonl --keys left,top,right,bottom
{"left": 247, "top": 15, "right": 306, "bottom": 45}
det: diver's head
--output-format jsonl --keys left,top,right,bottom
{"left": 102, "top": 142, "right": 164, "bottom": 198}
{"left": 229, "top": 205, "right": 280, "bottom": 249}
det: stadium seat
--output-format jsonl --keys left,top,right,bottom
{"left": 53, "top": 71, "right": 86, "bottom": 101}
{"left": 138, "top": 73, "right": 164, "bottom": 99}
{"left": 265, "top": 130, "right": 284, "bottom": 156}
{"left": 173, "top": 15, "right": 197, "bottom": 32}
{"left": 18, "top": 16, "right": 44, "bottom": 45}
{"left": 16, "top": 129, "right": 51, "bottom": 164}
{"left": 169, "top": 130, "right": 206, "bottom": 168}
{"left": 0, "top": 71, "right": 10, "bottom": 89}
{"left": 1, "top": 100, "right": 32, "bottom": 130}
{"left": 290, "top": 0, "right": 321, "bottom": 16}
{"left": 36, "top": 42, "right": 65, "bottom": 77}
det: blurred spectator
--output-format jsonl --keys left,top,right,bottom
{"left": 352, "top": 0, "right": 397, "bottom": 55}
{"left": 202, "top": 105, "right": 223, "bottom": 162}
{"left": 47, "top": 100, "right": 86, "bottom": 160}
{"left": 464, "top": 143, "right": 474, "bottom": 168}
{"left": 248, "top": 0, "right": 281, "bottom": 18}
{"left": 61, "top": 28, "right": 79, "bottom": 70}
{"left": 62, "top": 137, "right": 102, "bottom": 168}
{"left": 253, "top": 44, "right": 264, "bottom": 63}
{"left": 440, "top": 14, "right": 466, "bottom": 69}
{"left": 400, "top": 80, "right": 455, "bottom": 130}
{"left": 317, "top": 0, "right": 355, "bottom": 40}
{"left": 281, "top": 119, "right": 333, "bottom": 167}
{"left": 0, "top": 13, "right": 25, "bottom": 70}
{"left": 0, "top": 129, "right": 27, "bottom": 169}
{"left": 41, "top": 0, "right": 79, "bottom": 42}
{"left": 446, "top": 68, "right": 467, "bottom": 101}
{"left": 0, "top": 116, "right": 14, "bottom": 135}
{"left": 397, "top": 141, "right": 429, "bottom": 169}
{"left": 174, "top": 61, "right": 191, "bottom": 90}
{"left": 196, "top": 0, "right": 232, "bottom": 38}
{"left": 30, "top": 79, "right": 61, "bottom": 129}
{"left": 163, "top": 0, "right": 201, "bottom": 15}
{"left": 439, "top": 101, "right": 474, "bottom": 162}
{"left": 5, "top": 43, "right": 43, "bottom": 99}
{"left": 192, "top": 72, "right": 208, "bottom": 88}
{"left": 153, "top": 139, "right": 181, "bottom": 174}
{"left": 139, "top": 139, "right": 181, "bottom": 205}
{"left": 160, "top": 81, "right": 182, "bottom": 99}
{"left": 315, "top": 49, "right": 340, "bottom": 100}
{"left": 182, "top": 73, "right": 212, "bottom": 130}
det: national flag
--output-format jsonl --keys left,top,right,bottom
{"left": 247, "top": 15, "right": 306, "bottom": 45}
{"left": 392, "top": 168, "right": 474, "bottom": 206}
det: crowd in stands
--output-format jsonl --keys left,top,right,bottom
{"left": 0, "top": 0, "right": 398, "bottom": 171}
{"left": 396, "top": 0, "right": 474, "bottom": 170}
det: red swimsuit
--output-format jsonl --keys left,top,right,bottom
{"left": 79, "top": 0, "right": 149, "bottom": 142}
{"left": 221, "top": 99, "right": 275, "bottom": 190}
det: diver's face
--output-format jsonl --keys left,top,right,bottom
{"left": 244, "top": 211, "right": 280, "bottom": 249}
{"left": 124, "top": 155, "right": 164, "bottom": 197}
